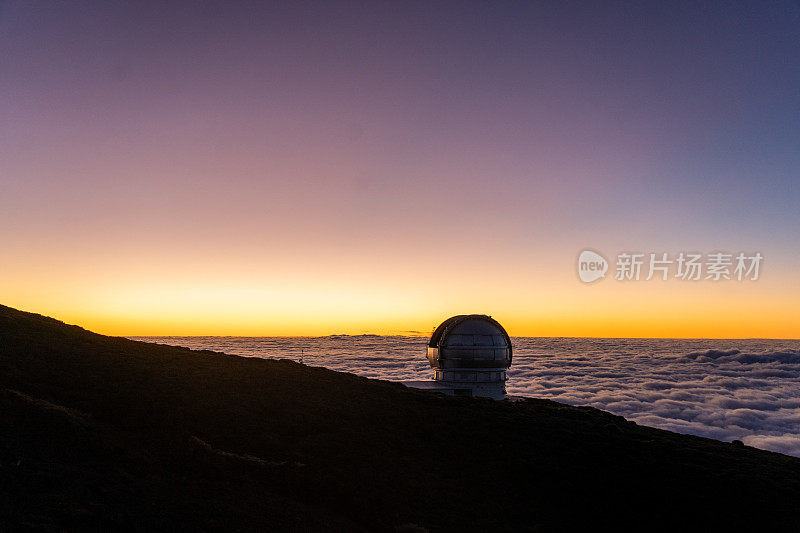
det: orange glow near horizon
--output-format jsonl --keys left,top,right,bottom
{"left": 3, "top": 250, "right": 798, "bottom": 338}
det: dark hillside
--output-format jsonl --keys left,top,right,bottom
{"left": 1, "top": 304, "right": 799, "bottom": 531}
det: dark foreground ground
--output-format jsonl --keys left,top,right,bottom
{"left": 1, "top": 304, "right": 799, "bottom": 532}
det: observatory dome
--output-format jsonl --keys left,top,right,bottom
{"left": 426, "top": 314, "right": 512, "bottom": 370}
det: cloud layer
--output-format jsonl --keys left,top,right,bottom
{"left": 133, "top": 336, "right": 800, "bottom": 457}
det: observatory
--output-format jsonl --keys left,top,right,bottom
{"left": 406, "top": 314, "right": 512, "bottom": 400}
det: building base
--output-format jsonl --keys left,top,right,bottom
{"left": 403, "top": 380, "right": 507, "bottom": 401}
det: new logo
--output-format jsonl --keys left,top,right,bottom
{"left": 578, "top": 250, "right": 608, "bottom": 283}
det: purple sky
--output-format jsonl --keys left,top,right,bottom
{"left": 1, "top": 1, "right": 799, "bottom": 335}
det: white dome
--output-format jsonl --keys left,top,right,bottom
{"left": 427, "top": 315, "right": 512, "bottom": 370}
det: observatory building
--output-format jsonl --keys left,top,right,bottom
{"left": 405, "top": 314, "right": 512, "bottom": 400}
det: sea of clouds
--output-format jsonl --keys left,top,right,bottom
{"left": 132, "top": 336, "right": 800, "bottom": 457}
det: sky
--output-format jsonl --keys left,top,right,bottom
{"left": 1, "top": 1, "right": 799, "bottom": 337}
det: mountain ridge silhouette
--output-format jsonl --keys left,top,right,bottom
{"left": 1, "top": 303, "right": 799, "bottom": 531}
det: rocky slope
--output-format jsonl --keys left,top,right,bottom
{"left": 1, "top": 304, "right": 799, "bottom": 531}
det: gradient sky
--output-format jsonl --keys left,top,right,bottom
{"left": 2, "top": 1, "right": 799, "bottom": 337}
